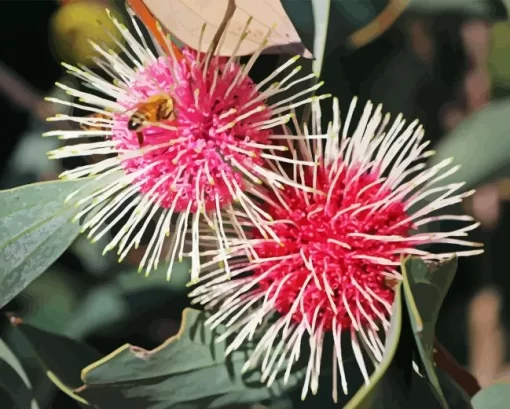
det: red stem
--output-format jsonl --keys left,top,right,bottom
{"left": 434, "top": 338, "right": 481, "bottom": 397}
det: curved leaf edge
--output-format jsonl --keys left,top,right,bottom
{"left": 77, "top": 307, "right": 198, "bottom": 388}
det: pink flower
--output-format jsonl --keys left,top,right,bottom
{"left": 190, "top": 97, "right": 483, "bottom": 401}
{"left": 44, "top": 7, "right": 327, "bottom": 281}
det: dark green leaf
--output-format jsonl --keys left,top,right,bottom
{"left": 0, "top": 339, "right": 40, "bottom": 409}
{"left": 407, "top": 0, "right": 508, "bottom": 19}
{"left": 281, "top": 0, "right": 409, "bottom": 63}
{"left": 344, "top": 282, "right": 414, "bottom": 408}
{"left": 77, "top": 308, "right": 306, "bottom": 409}
{"left": 279, "top": 0, "right": 329, "bottom": 74}
{"left": 402, "top": 257, "right": 459, "bottom": 408}
{"left": 9, "top": 318, "right": 103, "bottom": 405}
{"left": 0, "top": 176, "right": 113, "bottom": 308}
{"left": 471, "top": 384, "right": 510, "bottom": 409}
{"left": 405, "top": 368, "right": 474, "bottom": 409}
{"left": 436, "top": 368, "right": 473, "bottom": 409}
{"left": 427, "top": 98, "right": 510, "bottom": 190}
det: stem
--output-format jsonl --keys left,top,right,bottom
{"left": 0, "top": 61, "right": 42, "bottom": 115}
{"left": 434, "top": 338, "right": 481, "bottom": 397}
{"left": 127, "top": 0, "right": 183, "bottom": 59}
{"left": 206, "top": 0, "right": 236, "bottom": 57}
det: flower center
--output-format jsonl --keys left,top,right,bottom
{"left": 111, "top": 50, "right": 272, "bottom": 213}
{"left": 252, "top": 165, "right": 414, "bottom": 331}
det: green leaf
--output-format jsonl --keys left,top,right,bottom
{"left": 402, "top": 257, "right": 459, "bottom": 408}
{"left": 77, "top": 308, "right": 306, "bottom": 409}
{"left": 407, "top": 0, "right": 508, "bottom": 19}
{"left": 281, "top": 0, "right": 409, "bottom": 63}
{"left": 344, "top": 282, "right": 414, "bottom": 408}
{"left": 9, "top": 317, "right": 103, "bottom": 405}
{"left": 403, "top": 257, "right": 458, "bottom": 352}
{"left": 427, "top": 98, "right": 510, "bottom": 190}
{"left": 471, "top": 384, "right": 510, "bottom": 408}
{"left": 0, "top": 338, "right": 40, "bottom": 409}
{"left": 0, "top": 176, "right": 113, "bottom": 308}
{"left": 436, "top": 368, "right": 473, "bottom": 409}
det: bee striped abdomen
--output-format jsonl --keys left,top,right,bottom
{"left": 156, "top": 102, "right": 175, "bottom": 121}
{"left": 126, "top": 93, "right": 175, "bottom": 146}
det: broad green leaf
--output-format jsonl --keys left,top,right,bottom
{"left": 472, "top": 384, "right": 510, "bottom": 408}
{"left": 141, "top": 0, "right": 311, "bottom": 57}
{"left": 402, "top": 257, "right": 459, "bottom": 408}
{"left": 0, "top": 339, "right": 40, "bottom": 409}
{"left": 407, "top": 0, "right": 508, "bottom": 19}
{"left": 77, "top": 308, "right": 306, "bottom": 409}
{"left": 281, "top": 0, "right": 409, "bottom": 59}
{"left": 344, "top": 282, "right": 413, "bottom": 409}
{"left": 0, "top": 176, "right": 113, "bottom": 308}
{"left": 9, "top": 318, "right": 103, "bottom": 405}
{"left": 427, "top": 98, "right": 510, "bottom": 190}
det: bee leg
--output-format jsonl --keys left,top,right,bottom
{"left": 136, "top": 131, "right": 145, "bottom": 147}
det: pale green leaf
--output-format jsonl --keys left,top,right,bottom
{"left": 142, "top": 0, "right": 310, "bottom": 57}
{"left": 0, "top": 175, "right": 116, "bottom": 308}
{"left": 427, "top": 98, "right": 510, "bottom": 190}
{"left": 472, "top": 384, "right": 510, "bottom": 409}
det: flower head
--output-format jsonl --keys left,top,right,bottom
{"left": 190, "top": 97, "right": 483, "bottom": 401}
{"left": 44, "top": 7, "right": 327, "bottom": 281}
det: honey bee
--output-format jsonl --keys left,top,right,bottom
{"left": 127, "top": 93, "right": 176, "bottom": 146}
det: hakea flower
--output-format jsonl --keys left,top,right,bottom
{"left": 189, "top": 97, "right": 483, "bottom": 401}
{"left": 43, "top": 6, "right": 328, "bottom": 281}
